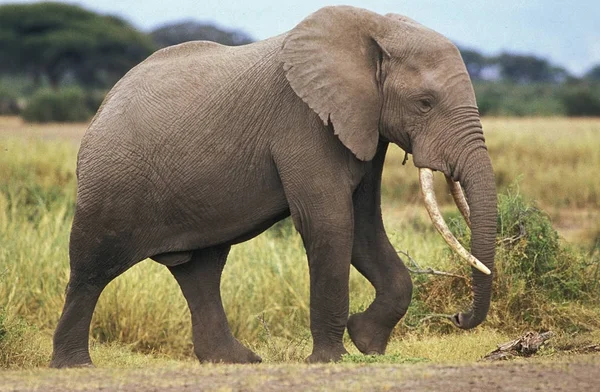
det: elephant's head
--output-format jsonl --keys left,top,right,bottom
{"left": 281, "top": 6, "right": 497, "bottom": 329}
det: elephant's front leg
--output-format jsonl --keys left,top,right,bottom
{"left": 289, "top": 194, "right": 355, "bottom": 363}
{"left": 346, "top": 142, "right": 413, "bottom": 355}
{"left": 348, "top": 234, "right": 413, "bottom": 355}
{"left": 305, "top": 224, "right": 353, "bottom": 363}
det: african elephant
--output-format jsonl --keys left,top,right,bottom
{"left": 50, "top": 5, "right": 497, "bottom": 367}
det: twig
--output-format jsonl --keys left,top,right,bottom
{"left": 500, "top": 214, "right": 526, "bottom": 245}
{"left": 500, "top": 224, "right": 526, "bottom": 245}
{"left": 416, "top": 314, "right": 454, "bottom": 324}
{"left": 397, "top": 250, "right": 468, "bottom": 281}
{"left": 403, "top": 313, "right": 455, "bottom": 330}
{"left": 257, "top": 312, "right": 273, "bottom": 344}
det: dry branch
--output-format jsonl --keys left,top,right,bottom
{"left": 483, "top": 331, "right": 554, "bottom": 361}
{"left": 397, "top": 250, "right": 468, "bottom": 280}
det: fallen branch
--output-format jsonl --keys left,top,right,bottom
{"left": 483, "top": 331, "right": 554, "bottom": 361}
{"left": 397, "top": 250, "right": 468, "bottom": 281}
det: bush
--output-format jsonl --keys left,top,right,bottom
{"left": 0, "top": 84, "right": 21, "bottom": 115}
{"left": 494, "top": 189, "right": 593, "bottom": 301}
{"left": 406, "top": 185, "right": 600, "bottom": 333}
{"left": 21, "top": 87, "right": 94, "bottom": 123}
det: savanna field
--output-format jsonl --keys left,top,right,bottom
{"left": 0, "top": 116, "right": 599, "bottom": 388}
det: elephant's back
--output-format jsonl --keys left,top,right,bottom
{"left": 83, "top": 35, "right": 286, "bottom": 142}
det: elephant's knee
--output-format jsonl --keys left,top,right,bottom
{"left": 388, "top": 273, "right": 413, "bottom": 321}
{"left": 399, "top": 280, "right": 413, "bottom": 316}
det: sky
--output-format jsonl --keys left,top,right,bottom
{"left": 3, "top": 0, "right": 599, "bottom": 76}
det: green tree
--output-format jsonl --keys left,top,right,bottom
{"left": 584, "top": 64, "right": 600, "bottom": 82}
{"left": 560, "top": 83, "right": 600, "bottom": 116}
{"left": 493, "top": 53, "right": 569, "bottom": 84}
{"left": 459, "top": 48, "right": 489, "bottom": 81}
{"left": 151, "top": 21, "right": 254, "bottom": 48}
{"left": 0, "top": 2, "right": 156, "bottom": 89}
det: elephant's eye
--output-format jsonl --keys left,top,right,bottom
{"left": 418, "top": 99, "right": 433, "bottom": 113}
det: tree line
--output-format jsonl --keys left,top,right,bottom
{"left": 0, "top": 2, "right": 598, "bottom": 121}
{"left": 460, "top": 49, "right": 600, "bottom": 116}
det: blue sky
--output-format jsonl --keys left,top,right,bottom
{"left": 3, "top": 0, "right": 599, "bottom": 75}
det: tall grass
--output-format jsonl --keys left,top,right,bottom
{"left": 1, "top": 117, "right": 599, "bottom": 368}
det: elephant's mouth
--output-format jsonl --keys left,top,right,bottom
{"left": 418, "top": 168, "right": 491, "bottom": 275}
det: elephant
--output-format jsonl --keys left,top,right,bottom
{"left": 50, "top": 5, "right": 497, "bottom": 367}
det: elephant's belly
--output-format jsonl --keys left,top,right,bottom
{"left": 150, "top": 167, "right": 291, "bottom": 252}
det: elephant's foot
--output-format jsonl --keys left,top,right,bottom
{"left": 195, "top": 339, "right": 262, "bottom": 364}
{"left": 347, "top": 312, "right": 393, "bottom": 355}
{"left": 305, "top": 345, "right": 348, "bottom": 363}
{"left": 49, "top": 350, "right": 94, "bottom": 369}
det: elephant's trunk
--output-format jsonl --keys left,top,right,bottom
{"left": 451, "top": 147, "right": 497, "bottom": 329}
{"left": 417, "top": 138, "right": 497, "bottom": 329}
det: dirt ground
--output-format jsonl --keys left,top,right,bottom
{"left": 1, "top": 355, "right": 598, "bottom": 392}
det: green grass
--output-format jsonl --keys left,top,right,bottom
{"left": 1, "top": 117, "right": 599, "bottom": 369}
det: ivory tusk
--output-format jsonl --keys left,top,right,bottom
{"left": 419, "top": 168, "right": 491, "bottom": 275}
{"left": 445, "top": 176, "right": 471, "bottom": 228}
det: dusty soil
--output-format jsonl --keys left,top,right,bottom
{"left": 1, "top": 355, "right": 598, "bottom": 392}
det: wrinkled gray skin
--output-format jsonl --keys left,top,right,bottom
{"left": 51, "top": 6, "right": 497, "bottom": 367}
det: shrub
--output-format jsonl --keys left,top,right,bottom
{"left": 406, "top": 185, "right": 600, "bottom": 333}
{"left": 0, "top": 84, "right": 21, "bottom": 115}
{"left": 494, "top": 189, "right": 594, "bottom": 300}
{"left": 21, "top": 87, "right": 93, "bottom": 123}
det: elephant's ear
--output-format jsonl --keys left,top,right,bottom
{"left": 280, "top": 6, "right": 390, "bottom": 161}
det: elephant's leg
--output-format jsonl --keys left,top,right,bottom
{"left": 50, "top": 275, "right": 108, "bottom": 368}
{"left": 304, "top": 222, "right": 354, "bottom": 363}
{"left": 168, "top": 246, "right": 262, "bottom": 364}
{"left": 287, "top": 196, "right": 354, "bottom": 363}
{"left": 348, "top": 238, "right": 413, "bottom": 355}
{"left": 273, "top": 128, "right": 363, "bottom": 363}
{"left": 51, "top": 237, "right": 132, "bottom": 368}
{"left": 346, "top": 141, "right": 412, "bottom": 355}
{"left": 51, "top": 209, "right": 143, "bottom": 368}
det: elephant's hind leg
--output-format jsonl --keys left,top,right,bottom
{"left": 50, "top": 275, "right": 106, "bottom": 368}
{"left": 51, "top": 217, "right": 141, "bottom": 368}
{"left": 168, "top": 246, "right": 262, "bottom": 364}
